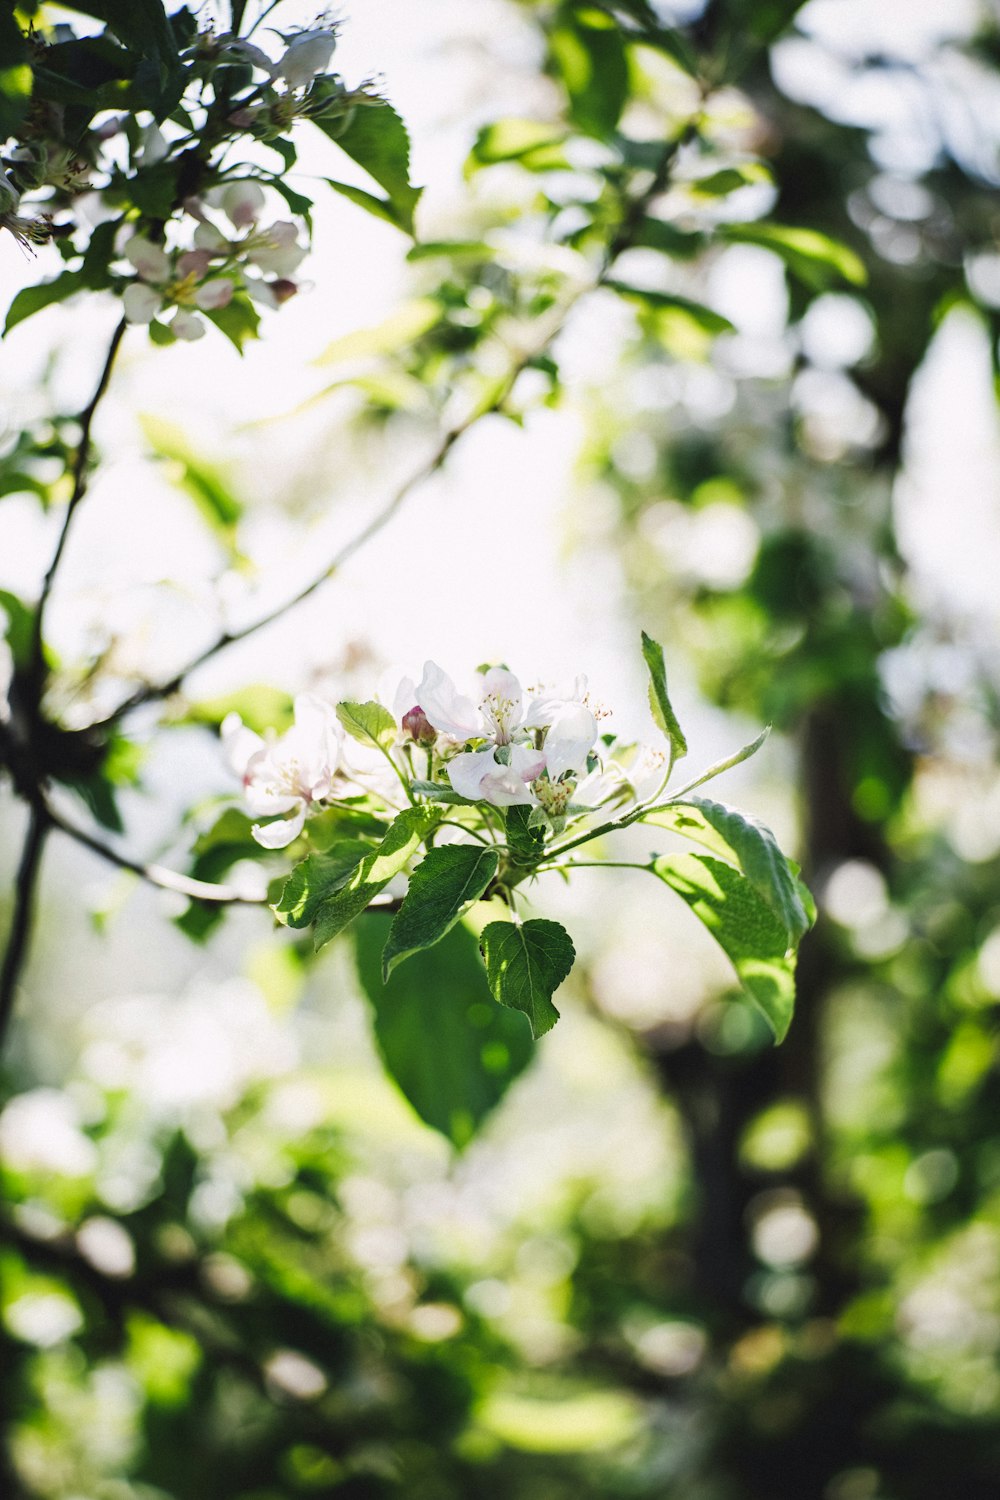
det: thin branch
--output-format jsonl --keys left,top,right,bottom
{"left": 97, "top": 130, "right": 696, "bottom": 727}
{"left": 0, "top": 805, "right": 48, "bottom": 1049}
{"left": 42, "top": 799, "right": 266, "bottom": 905}
{"left": 27, "top": 317, "right": 128, "bottom": 696}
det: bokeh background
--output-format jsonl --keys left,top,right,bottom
{"left": 3, "top": 0, "right": 1000, "bottom": 1495}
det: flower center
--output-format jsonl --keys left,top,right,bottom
{"left": 480, "top": 690, "right": 518, "bottom": 744}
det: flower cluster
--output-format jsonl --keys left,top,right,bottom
{"left": 120, "top": 183, "right": 306, "bottom": 338}
{"left": 223, "top": 662, "right": 666, "bottom": 848}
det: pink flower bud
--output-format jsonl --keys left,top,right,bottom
{"left": 177, "top": 248, "right": 216, "bottom": 279}
{"left": 269, "top": 277, "right": 298, "bottom": 304}
{"left": 402, "top": 706, "right": 436, "bottom": 746}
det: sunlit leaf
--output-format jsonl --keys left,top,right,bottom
{"left": 312, "top": 805, "right": 439, "bottom": 951}
{"left": 479, "top": 919, "right": 575, "bottom": 1038}
{"left": 721, "top": 223, "right": 867, "bottom": 289}
{"left": 382, "top": 844, "right": 499, "bottom": 979}
{"left": 653, "top": 852, "right": 797, "bottom": 1041}
{"left": 640, "top": 630, "right": 688, "bottom": 766}
{"left": 648, "top": 797, "right": 812, "bottom": 943}
{"left": 355, "top": 914, "right": 532, "bottom": 1147}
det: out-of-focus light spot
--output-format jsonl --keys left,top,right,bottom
{"left": 465, "top": 1278, "right": 512, "bottom": 1318}
{"left": 799, "top": 295, "right": 876, "bottom": 369}
{"left": 77, "top": 1217, "right": 135, "bottom": 1278}
{"left": 868, "top": 174, "right": 934, "bottom": 221}
{"left": 741, "top": 1100, "right": 813, "bottom": 1172}
{"left": 750, "top": 1194, "right": 819, "bottom": 1268}
{"left": 628, "top": 1317, "right": 707, "bottom": 1376}
{"left": 824, "top": 860, "right": 888, "bottom": 927}
{"left": 729, "top": 1324, "right": 785, "bottom": 1376}
{"left": 824, "top": 1467, "right": 881, "bottom": 1500}
{"left": 201, "top": 1253, "right": 254, "bottom": 1302}
{"left": 349, "top": 1224, "right": 408, "bottom": 1272}
{"left": 4, "top": 1291, "right": 83, "bottom": 1347}
{"left": 904, "top": 1149, "right": 959, "bottom": 1205}
{"left": 978, "top": 929, "right": 1000, "bottom": 997}
{"left": 409, "top": 1302, "right": 463, "bottom": 1341}
{"left": 264, "top": 1349, "right": 328, "bottom": 1402}
{"left": 515, "top": 1236, "right": 576, "bottom": 1287}
{"left": 0, "top": 1089, "right": 98, "bottom": 1178}
{"left": 478, "top": 1388, "right": 641, "bottom": 1453}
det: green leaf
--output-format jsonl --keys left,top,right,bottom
{"left": 317, "top": 101, "right": 421, "bottom": 236}
{"left": 504, "top": 805, "right": 545, "bottom": 865}
{"left": 687, "top": 162, "right": 772, "bottom": 196}
{"left": 549, "top": 9, "right": 628, "bottom": 139}
{"left": 606, "top": 281, "right": 735, "bottom": 336}
{"left": 664, "top": 726, "right": 770, "bottom": 799}
{"left": 177, "top": 685, "right": 295, "bottom": 735}
{"left": 720, "top": 224, "right": 867, "bottom": 290}
{"left": 0, "top": 589, "right": 34, "bottom": 667}
{"left": 0, "top": 62, "right": 32, "bottom": 139}
{"left": 468, "top": 118, "right": 569, "bottom": 172}
{"left": 315, "top": 299, "right": 441, "bottom": 367}
{"left": 139, "top": 415, "right": 243, "bottom": 544}
{"left": 355, "top": 915, "right": 533, "bottom": 1147}
{"left": 648, "top": 797, "right": 812, "bottom": 944}
{"left": 312, "top": 805, "right": 438, "bottom": 951}
{"left": 273, "top": 841, "right": 372, "bottom": 929}
{"left": 409, "top": 780, "right": 473, "bottom": 805}
{"left": 204, "top": 293, "right": 260, "bottom": 353}
{"left": 653, "top": 853, "right": 797, "bottom": 1041}
{"left": 382, "top": 844, "right": 499, "bottom": 979}
{"left": 323, "top": 177, "right": 412, "bottom": 234}
{"left": 479, "top": 919, "right": 575, "bottom": 1039}
{"left": 336, "top": 700, "right": 397, "bottom": 753}
{"left": 0, "top": 9, "right": 30, "bottom": 136}
{"left": 640, "top": 630, "right": 687, "bottom": 766}
{"left": 632, "top": 219, "right": 706, "bottom": 260}
{"left": 175, "top": 807, "right": 263, "bottom": 942}
{"left": 4, "top": 272, "right": 87, "bottom": 336}
{"left": 65, "top": 0, "right": 181, "bottom": 116}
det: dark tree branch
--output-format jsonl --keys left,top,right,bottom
{"left": 27, "top": 317, "right": 128, "bottom": 699}
{"left": 41, "top": 797, "right": 266, "bottom": 905}
{"left": 96, "top": 132, "right": 695, "bottom": 727}
{"left": 0, "top": 804, "right": 48, "bottom": 1049}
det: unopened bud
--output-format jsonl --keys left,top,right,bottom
{"left": 402, "top": 706, "right": 436, "bottom": 746}
{"left": 269, "top": 277, "right": 299, "bottom": 304}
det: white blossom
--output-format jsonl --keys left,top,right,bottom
{"left": 223, "top": 694, "right": 342, "bottom": 848}
{"left": 275, "top": 27, "right": 338, "bottom": 89}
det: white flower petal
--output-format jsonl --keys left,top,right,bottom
{"left": 221, "top": 712, "right": 264, "bottom": 778}
{"left": 543, "top": 701, "right": 598, "bottom": 781}
{"left": 124, "top": 235, "right": 170, "bottom": 283}
{"left": 122, "top": 282, "right": 162, "bottom": 324}
{"left": 170, "top": 309, "right": 206, "bottom": 341}
{"left": 194, "top": 278, "right": 234, "bottom": 311}
{"left": 276, "top": 30, "right": 337, "bottom": 88}
{"left": 252, "top": 805, "right": 306, "bottom": 849}
{"left": 417, "top": 661, "right": 480, "bottom": 742}
{"left": 222, "top": 180, "right": 265, "bottom": 229}
{"left": 479, "top": 764, "right": 535, "bottom": 807}
{"left": 446, "top": 746, "right": 498, "bottom": 801}
{"left": 479, "top": 667, "right": 524, "bottom": 743}
{"left": 510, "top": 743, "right": 546, "bottom": 784}
{"left": 393, "top": 675, "right": 418, "bottom": 722}
{"left": 193, "top": 222, "right": 229, "bottom": 253}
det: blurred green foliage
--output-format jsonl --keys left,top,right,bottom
{"left": 4, "top": 0, "right": 1000, "bottom": 1495}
